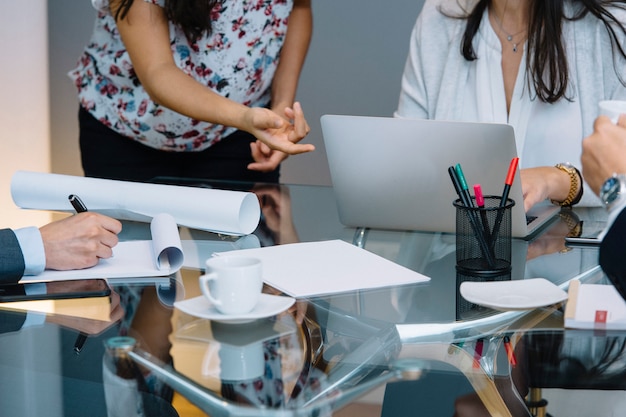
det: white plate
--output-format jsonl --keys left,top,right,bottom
{"left": 459, "top": 278, "right": 568, "bottom": 311}
{"left": 174, "top": 293, "right": 296, "bottom": 324}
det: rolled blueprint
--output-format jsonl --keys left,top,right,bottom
{"left": 11, "top": 171, "right": 260, "bottom": 235}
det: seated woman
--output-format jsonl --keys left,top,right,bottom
{"left": 395, "top": 0, "right": 626, "bottom": 211}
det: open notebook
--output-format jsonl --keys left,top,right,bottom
{"left": 321, "top": 115, "right": 559, "bottom": 238}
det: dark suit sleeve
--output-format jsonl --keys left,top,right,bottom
{"left": 0, "top": 228, "right": 26, "bottom": 284}
{"left": 0, "top": 309, "right": 28, "bottom": 333}
{"left": 600, "top": 209, "right": 626, "bottom": 300}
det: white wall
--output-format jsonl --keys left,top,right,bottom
{"left": 0, "top": 2, "right": 51, "bottom": 228}
{"left": 48, "top": 1, "right": 425, "bottom": 186}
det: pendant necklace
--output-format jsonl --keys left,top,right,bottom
{"left": 492, "top": 3, "right": 527, "bottom": 53}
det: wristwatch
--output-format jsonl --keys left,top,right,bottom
{"left": 551, "top": 163, "right": 583, "bottom": 207}
{"left": 600, "top": 174, "right": 626, "bottom": 212}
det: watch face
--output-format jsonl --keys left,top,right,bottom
{"left": 601, "top": 176, "right": 621, "bottom": 206}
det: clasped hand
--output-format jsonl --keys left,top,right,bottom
{"left": 246, "top": 102, "right": 314, "bottom": 172}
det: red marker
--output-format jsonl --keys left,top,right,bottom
{"left": 503, "top": 336, "right": 517, "bottom": 367}
{"left": 473, "top": 338, "right": 484, "bottom": 369}
{"left": 474, "top": 184, "right": 491, "bottom": 239}
{"left": 491, "top": 157, "right": 519, "bottom": 240}
{"left": 500, "top": 157, "right": 519, "bottom": 208}
{"left": 474, "top": 184, "right": 485, "bottom": 208}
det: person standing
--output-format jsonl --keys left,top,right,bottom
{"left": 70, "top": 0, "right": 314, "bottom": 184}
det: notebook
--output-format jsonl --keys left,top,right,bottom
{"left": 320, "top": 115, "right": 559, "bottom": 239}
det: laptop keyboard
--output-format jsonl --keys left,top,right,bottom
{"left": 526, "top": 215, "right": 537, "bottom": 225}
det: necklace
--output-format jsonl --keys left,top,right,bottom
{"left": 492, "top": 1, "right": 527, "bottom": 53}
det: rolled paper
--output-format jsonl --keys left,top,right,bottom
{"left": 11, "top": 171, "right": 260, "bottom": 235}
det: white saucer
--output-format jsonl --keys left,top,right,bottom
{"left": 460, "top": 278, "right": 568, "bottom": 311}
{"left": 174, "top": 293, "right": 296, "bottom": 324}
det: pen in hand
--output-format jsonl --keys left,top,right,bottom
{"left": 68, "top": 194, "right": 89, "bottom": 355}
{"left": 69, "top": 194, "right": 88, "bottom": 213}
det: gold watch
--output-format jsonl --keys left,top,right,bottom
{"left": 551, "top": 163, "right": 583, "bottom": 207}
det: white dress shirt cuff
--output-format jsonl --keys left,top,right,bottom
{"left": 13, "top": 226, "right": 46, "bottom": 275}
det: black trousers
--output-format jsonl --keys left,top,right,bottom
{"left": 78, "top": 106, "right": 280, "bottom": 184}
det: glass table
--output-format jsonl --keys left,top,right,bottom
{"left": 0, "top": 181, "right": 623, "bottom": 417}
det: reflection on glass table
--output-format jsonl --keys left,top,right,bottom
{"left": 0, "top": 180, "right": 619, "bottom": 417}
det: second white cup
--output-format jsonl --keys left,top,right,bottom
{"left": 599, "top": 100, "right": 626, "bottom": 124}
{"left": 199, "top": 256, "right": 263, "bottom": 315}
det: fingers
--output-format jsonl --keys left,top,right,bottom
{"left": 290, "top": 102, "right": 311, "bottom": 143}
{"left": 41, "top": 212, "right": 122, "bottom": 270}
{"left": 594, "top": 115, "right": 614, "bottom": 129}
{"left": 99, "top": 214, "right": 123, "bottom": 235}
{"left": 249, "top": 106, "right": 315, "bottom": 154}
{"left": 248, "top": 143, "right": 286, "bottom": 172}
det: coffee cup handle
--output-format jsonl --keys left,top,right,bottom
{"left": 199, "top": 273, "right": 222, "bottom": 307}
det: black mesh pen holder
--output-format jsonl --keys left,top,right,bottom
{"left": 454, "top": 196, "right": 514, "bottom": 276}
{"left": 455, "top": 270, "right": 512, "bottom": 319}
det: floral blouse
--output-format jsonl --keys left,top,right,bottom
{"left": 69, "top": 0, "right": 293, "bottom": 152}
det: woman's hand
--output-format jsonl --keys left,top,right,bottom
{"left": 247, "top": 102, "right": 311, "bottom": 172}
{"left": 244, "top": 102, "right": 314, "bottom": 158}
{"left": 520, "top": 166, "right": 573, "bottom": 212}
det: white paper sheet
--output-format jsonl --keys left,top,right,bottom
{"left": 19, "top": 213, "right": 184, "bottom": 283}
{"left": 214, "top": 240, "right": 431, "bottom": 297}
{"left": 11, "top": 170, "right": 260, "bottom": 235}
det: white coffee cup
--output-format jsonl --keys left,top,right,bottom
{"left": 199, "top": 256, "right": 263, "bottom": 315}
{"left": 599, "top": 100, "right": 626, "bottom": 124}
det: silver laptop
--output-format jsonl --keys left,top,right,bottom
{"left": 320, "top": 114, "right": 559, "bottom": 239}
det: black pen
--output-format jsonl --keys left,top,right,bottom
{"left": 448, "top": 166, "right": 495, "bottom": 267}
{"left": 69, "top": 194, "right": 88, "bottom": 213}
{"left": 73, "top": 333, "right": 88, "bottom": 355}
{"left": 68, "top": 194, "right": 89, "bottom": 355}
{"left": 448, "top": 166, "right": 470, "bottom": 207}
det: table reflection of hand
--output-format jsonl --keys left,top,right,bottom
{"left": 45, "top": 288, "right": 124, "bottom": 335}
{"left": 253, "top": 184, "right": 300, "bottom": 244}
{"left": 527, "top": 210, "right": 582, "bottom": 260}
{"left": 45, "top": 278, "right": 108, "bottom": 295}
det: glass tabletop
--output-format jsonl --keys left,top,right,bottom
{"left": 1, "top": 181, "right": 622, "bottom": 417}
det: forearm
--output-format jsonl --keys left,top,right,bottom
{"left": 145, "top": 65, "right": 250, "bottom": 130}
{"left": 271, "top": 0, "right": 312, "bottom": 110}
{"left": 115, "top": 0, "right": 250, "bottom": 131}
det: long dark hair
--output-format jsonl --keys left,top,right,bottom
{"left": 451, "top": 0, "right": 626, "bottom": 103}
{"left": 113, "top": 0, "right": 220, "bottom": 41}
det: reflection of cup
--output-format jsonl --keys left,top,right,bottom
{"left": 199, "top": 257, "right": 262, "bottom": 315}
{"left": 599, "top": 100, "right": 626, "bottom": 124}
{"left": 216, "top": 341, "right": 265, "bottom": 382}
